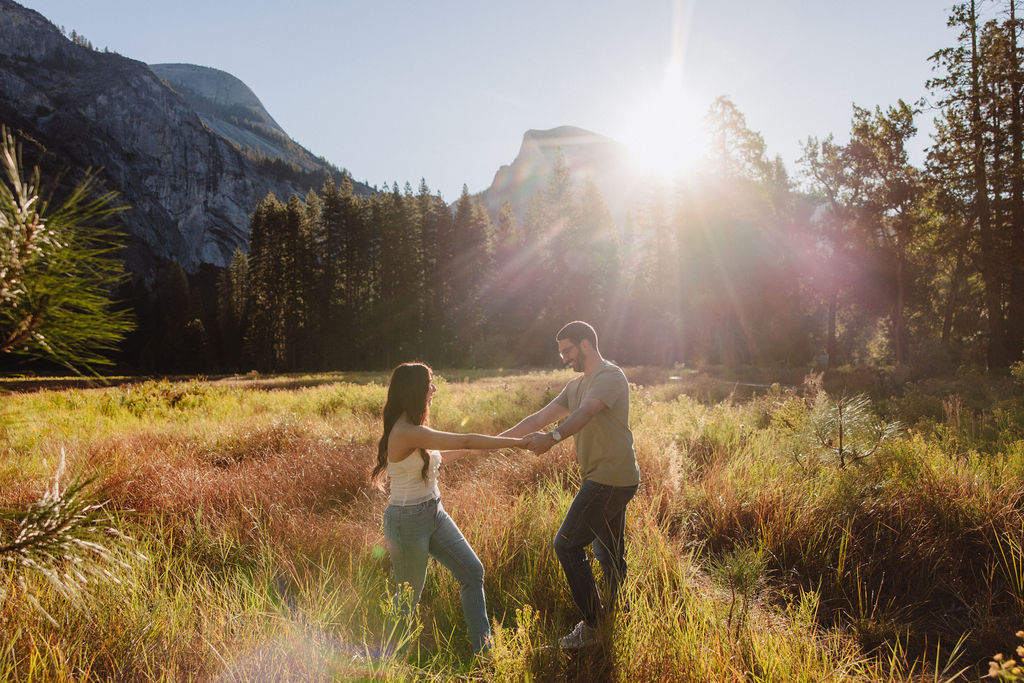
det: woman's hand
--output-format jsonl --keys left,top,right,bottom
{"left": 516, "top": 433, "right": 542, "bottom": 448}
{"left": 441, "top": 448, "right": 474, "bottom": 462}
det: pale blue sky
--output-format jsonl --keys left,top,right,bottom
{"left": 21, "top": 0, "right": 958, "bottom": 201}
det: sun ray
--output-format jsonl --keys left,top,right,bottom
{"left": 618, "top": 0, "right": 706, "bottom": 180}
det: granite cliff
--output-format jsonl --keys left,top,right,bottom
{"left": 0, "top": 0, "right": 362, "bottom": 277}
{"left": 0, "top": 0, "right": 637, "bottom": 280}
{"left": 477, "top": 125, "right": 639, "bottom": 226}
{"left": 149, "top": 63, "right": 328, "bottom": 174}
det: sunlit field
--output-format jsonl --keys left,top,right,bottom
{"left": 1, "top": 368, "right": 1023, "bottom": 681}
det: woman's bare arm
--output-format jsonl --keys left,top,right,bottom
{"left": 388, "top": 424, "right": 527, "bottom": 462}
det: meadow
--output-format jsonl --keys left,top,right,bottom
{"left": 1, "top": 366, "right": 1023, "bottom": 681}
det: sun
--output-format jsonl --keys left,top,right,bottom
{"left": 614, "top": 0, "right": 707, "bottom": 181}
{"left": 620, "top": 81, "right": 708, "bottom": 181}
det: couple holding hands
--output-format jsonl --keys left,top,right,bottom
{"left": 372, "top": 321, "right": 640, "bottom": 653}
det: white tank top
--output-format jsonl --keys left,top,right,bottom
{"left": 387, "top": 449, "right": 441, "bottom": 506}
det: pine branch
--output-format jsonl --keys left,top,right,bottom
{"left": 0, "top": 449, "right": 140, "bottom": 617}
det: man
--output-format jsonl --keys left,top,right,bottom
{"left": 501, "top": 320, "right": 640, "bottom": 649}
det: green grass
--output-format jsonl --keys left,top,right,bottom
{"left": 1, "top": 368, "right": 1022, "bottom": 680}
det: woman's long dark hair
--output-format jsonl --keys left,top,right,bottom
{"left": 372, "top": 362, "right": 432, "bottom": 482}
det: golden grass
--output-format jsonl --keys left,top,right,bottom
{"left": 1, "top": 369, "right": 1021, "bottom": 680}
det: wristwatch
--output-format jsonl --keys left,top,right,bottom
{"left": 549, "top": 429, "right": 563, "bottom": 442}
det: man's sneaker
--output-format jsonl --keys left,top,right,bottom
{"left": 559, "top": 620, "right": 600, "bottom": 649}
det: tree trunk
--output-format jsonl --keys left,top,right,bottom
{"left": 942, "top": 240, "right": 967, "bottom": 344}
{"left": 1006, "top": 0, "right": 1024, "bottom": 362}
{"left": 969, "top": 0, "right": 1009, "bottom": 369}
{"left": 827, "top": 291, "right": 838, "bottom": 368}
{"left": 894, "top": 239, "right": 907, "bottom": 366}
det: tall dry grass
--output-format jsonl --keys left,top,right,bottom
{"left": 0, "top": 369, "right": 1021, "bottom": 680}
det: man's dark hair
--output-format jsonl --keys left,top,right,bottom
{"left": 556, "top": 321, "right": 598, "bottom": 348}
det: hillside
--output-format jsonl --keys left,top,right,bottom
{"left": 0, "top": 0, "right": 365, "bottom": 277}
{"left": 150, "top": 63, "right": 328, "bottom": 174}
{"left": 477, "top": 125, "right": 640, "bottom": 225}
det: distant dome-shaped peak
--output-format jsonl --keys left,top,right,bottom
{"left": 523, "top": 125, "right": 602, "bottom": 141}
{"left": 150, "top": 63, "right": 263, "bottom": 111}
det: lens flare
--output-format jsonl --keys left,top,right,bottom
{"left": 618, "top": 0, "right": 705, "bottom": 180}
{"left": 620, "top": 72, "right": 707, "bottom": 180}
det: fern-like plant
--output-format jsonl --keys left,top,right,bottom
{"left": 790, "top": 392, "right": 901, "bottom": 470}
{"left": 0, "top": 450, "right": 135, "bottom": 622}
{"left": 709, "top": 545, "right": 767, "bottom": 640}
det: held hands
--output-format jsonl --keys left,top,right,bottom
{"left": 495, "top": 434, "right": 547, "bottom": 456}
{"left": 487, "top": 435, "right": 537, "bottom": 456}
{"left": 524, "top": 431, "right": 557, "bottom": 455}
{"left": 492, "top": 432, "right": 560, "bottom": 455}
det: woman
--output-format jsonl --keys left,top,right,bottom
{"left": 372, "top": 362, "right": 526, "bottom": 654}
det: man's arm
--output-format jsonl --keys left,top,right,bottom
{"left": 527, "top": 397, "right": 606, "bottom": 454}
{"left": 499, "top": 399, "right": 570, "bottom": 438}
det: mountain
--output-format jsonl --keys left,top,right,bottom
{"left": 149, "top": 63, "right": 326, "bottom": 174}
{"left": 0, "top": 0, "right": 365, "bottom": 277}
{"left": 477, "top": 125, "right": 640, "bottom": 225}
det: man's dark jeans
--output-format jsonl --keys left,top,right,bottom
{"left": 553, "top": 480, "right": 638, "bottom": 627}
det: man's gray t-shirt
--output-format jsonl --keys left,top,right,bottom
{"left": 554, "top": 360, "right": 640, "bottom": 487}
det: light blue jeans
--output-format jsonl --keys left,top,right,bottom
{"left": 382, "top": 498, "right": 490, "bottom": 652}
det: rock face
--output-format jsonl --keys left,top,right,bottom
{"left": 150, "top": 63, "right": 326, "bottom": 174}
{"left": 0, "top": 0, "right": 359, "bottom": 277}
{"left": 477, "top": 125, "right": 639, "bottom": 225}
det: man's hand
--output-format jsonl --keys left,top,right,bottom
{"left": 498, "top": 400, "right": 571, "bottom": 438}
{"left": 526, "top": 431, "right": 557, "bottom": 454}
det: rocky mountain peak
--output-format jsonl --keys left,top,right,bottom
{"left": 0, "top": 1, "right": 81, "bottom": 65}
{"left": 150, "top": 63, "right": 325, "bottom": 172}
{"left": 0, "top": 0, "right": 359, "bottom": 278}
{"left": 151, "top": 63, "right": 272, "bottom": 116}
{"left": 478, "top": 125, "right": 636, "bottom": 226}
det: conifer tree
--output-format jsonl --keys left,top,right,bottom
{"left": 316, "top": 176, "right": 345, "bottom": 367}
{"left": 302, "top": 188, "right": 324, "bottom": 366}
{"left": 217, "top": 247, "right": 249, "bottom": 371}
{"left": 376, "top": 182, "right": 424, "bottom": 364}
{"left": 0, "top": 127, "right": 132, "bottom": 372}
{"left": 848, "top": 101, "right": 922, "bottom": 366}
{"left": 928, "top": 0, "right": 1024, "bottom": 369}
{"left": 1005, "top": 0, "right": 1024, "bottom": 361}
{"left": 244, "top": 192, "right": 286, "bottom": 371}
{"left": 485, "top": 200, "right": 525, "bottom": 350}
{"left": 705, "top": 96, "right": 773, "bottom": 183}
{"left": 337, "top": 174, "right": 372, "bottom": 366}
{"left": 281, "top": 194, "right": 312, "bottom": 370}
{"left": 518, "top": 153, "right": 575, "bottom": 360}
{"left": 448, "top": 186, "right": 495, "bottom": 362}
{"left": 800, "top": 133, "right": 868, "bottom": 367}
{"left": 431, "top": 186, "right": 458, "bottom": 362}
{"left": 630, "top": 182, "right": 682, "bottom": 365}
{"left": 141, "top": 262, "right": 210, "bottom": 371}
{"left": 415, "top": 179, "right": 445, "bottom": 360}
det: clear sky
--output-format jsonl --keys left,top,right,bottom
{"left": 21, "top": 0, "right": 959, "bottom": 201}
